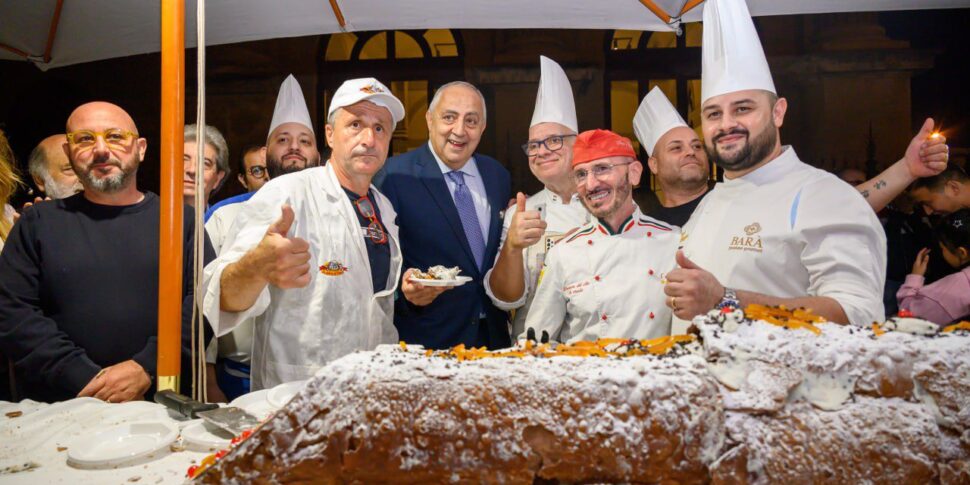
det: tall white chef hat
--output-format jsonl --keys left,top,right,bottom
{"left": 701, "top": 0, "right": 776, "bottom": 104}
{"left": 530, "top": 56, "right": 578, "bottom": 133}
{"left": 633, "top": 86, "right": 689, "bottom": 156}
{"left": 267, "top": 74, "right": 314, "bottom": 139}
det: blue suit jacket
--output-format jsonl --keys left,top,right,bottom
{"left": 376, "top": 144, "right": 512, "bottom": 350}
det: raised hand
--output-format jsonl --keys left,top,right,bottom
{"left": 507, "top": 192, "right": 547, "bottom": 250}
{"left": 255, "top": 204, "right": 312, "bottom": 289}
{"left": 911, "top": 247, "right": 931, "bottom": 276}
{"left": 664, "top": 250, "right": 726, "bottom": 320}
{"left": 905, "top": 118, "right": 948, "bottom": 179}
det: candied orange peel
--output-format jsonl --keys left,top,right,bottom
{"left": 744, "top": 304, "right": 824, "bottom": 335}
{"left": 418, "top": 335, "right": 697, "bottom": 361}
{"left": 943, "top": 321, "right": 970, "bottom": 333}
{"left": 186, "top": 428, "right": 256, "bottom": 479}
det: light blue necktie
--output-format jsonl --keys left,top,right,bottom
{"left": 446, "top": 170, "right": 485, "bottom": 269}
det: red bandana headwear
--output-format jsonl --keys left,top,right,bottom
{"left": 572, "top": 129, "right": 637, "bottom": 168}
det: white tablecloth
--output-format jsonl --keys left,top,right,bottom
{"left": 0, "top": 398, "right": 214, "bottom": 484}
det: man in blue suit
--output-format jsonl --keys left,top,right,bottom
{"left": 377, "top": 81, "right": 512, "bottom": 350}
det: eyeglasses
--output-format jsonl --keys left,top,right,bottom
{"left": 573, "top": 161, "right": 632, "bottom": 184}
{"left": 354, "top": 196, "right": 388, "bottom": 244}
{"left": 246, "top": 165, "right": 267, "bottom": 178}
{"left": 66, "top": 129, "right": 137, "bottom": 151}
{"left": 521, "top": 134, "right": 576, "bottom": 156}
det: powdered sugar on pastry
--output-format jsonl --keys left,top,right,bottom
{"left": 198, "top": 344, "right": 725, "bottom": 484}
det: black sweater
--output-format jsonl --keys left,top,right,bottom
{"left": 0, "top": 192, "right": 213, "bottom": 402}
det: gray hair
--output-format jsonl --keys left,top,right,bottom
{"left": 429, "top": 81, "right": 487, "bottom": 124}
{"left": 184, "top": 124, "right": 230, "bottom": 190}
{"left": 27, "top": 143, "right": 50, "bottom": 181}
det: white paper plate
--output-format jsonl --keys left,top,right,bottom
{"left": 410, "top": 275, "right": 472, "bottom": 287}
{"left": 180, "top": 419, "right": 233, "bottom": 450}
{"left": 228, "top": 388, "right": 271, "bottom": 410}
{"left": 266, "top": 380, "right": 309, "bottom": 408}
{"left": 67, "top": 421, "right": 177, "bottom": 468}
{"left": 228, "top": 388, "right": 276, "bottom": 420}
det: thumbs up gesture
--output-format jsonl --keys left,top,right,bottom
{"left": 664, "top": 250, "right": 725, "bottom": 320}
{"left": 255, "top": 204, "right": 312, "bottom": 289}
{"left": 507, "top": 192, "right": 547, "bottom": 250}
{"left": 904, "top": 117, "right": 948, "bottom": 179}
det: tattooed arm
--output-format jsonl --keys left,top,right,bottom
{"left": 856, "top": 118, "right": 948, "bottom": 213}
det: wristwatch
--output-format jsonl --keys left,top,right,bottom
{"left": 716, "top": 287, "right": 740, "bottom": 310}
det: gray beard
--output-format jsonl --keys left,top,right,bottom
{"left": 78, "top": 166, "right": 133, "bottom": 193}
{"left": 41, "top": 173, "right": 83, "bottom": 199}
{"left": 707, "top": 125, "right": 778, "bottom": 172}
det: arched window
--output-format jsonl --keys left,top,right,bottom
{"left": 324, "top": 29, "right": 459, "bottom": 62}
{"left": 605, "top": 24, "right": 713, "bottom": 195}
{"left": 319, "top": 30, "right": 463, "bottom": 155}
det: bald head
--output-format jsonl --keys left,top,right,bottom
{"left": 64, "top": 101, "right": 146, "bottom": 199}
{"left": 66, "top": 101, "right": 139, "bottom": 135}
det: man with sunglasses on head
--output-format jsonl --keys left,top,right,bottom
{"left": 523, "top": 129, "right": 679, "bottom": 342}
{"left": 202, "top": 78, "right": 405, "bottom": 390}
{"left": 485, "top": 56, "right": 591, "bottom": 339}
{"left": 0, "top": 101, "right": 211, "bottom": 402}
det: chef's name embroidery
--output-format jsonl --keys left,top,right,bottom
{"left": 728, "top": 222, "right": 764, "bottom": 253}
{"left": 319, "top": 261, "right": 349, "bottom": 275}
{"left": 564, "top": 280, "right": 590, "bottom": 296}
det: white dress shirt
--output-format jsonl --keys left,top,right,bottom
{"left": 429, "top": 141, "right": 491, "bottom": 239}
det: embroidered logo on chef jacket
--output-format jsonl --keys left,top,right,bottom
{"left": 542, "top": 233, "right": 566, "bottom": 252}
{"left": 563, "top": 280, "right": 591, "bottom": 296}
{"left": 319, "top": 261, "right": 349, "bottom": 276}
{"left": 728, "top": 222, "right": 764, "bottom": 253}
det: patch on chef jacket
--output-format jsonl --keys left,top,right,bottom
{"left": 727, "top": 222, "right": 764, "bottom": 253}
{"left": 319, "top": 260, "right": 349, "bottom": 275}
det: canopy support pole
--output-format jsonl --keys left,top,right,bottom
{"left": 637, "top": 0, "right": 672, "bottom": 24}
{"left": 42, "top": 0, "right": 64, "bottom": 63}
{"left": 679, "top": 0, "right": 706, "bottom": 16}
{"left": 157, "top": 0, "right": 185, "bottom": 393}
{"left": 0, "top": 43, "right": 29, "bottom": 59}
{"left": 328, "top": 0, "right": 347, "bottom": 30}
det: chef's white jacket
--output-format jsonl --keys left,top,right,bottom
{"left": 675, "top": 146, "right": 886, "bottom": 333}
{"left": 483, "top": 188, "right": 591, "bottom": 337}
{"left": 202, "top": 164, "right": 402, "bottom": 390}
{"left": 523, "top": 206, "right": 678, "bottom": 342}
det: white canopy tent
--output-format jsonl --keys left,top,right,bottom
{"left": 1, "top": 0, "right": 968, "bottom": 70}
